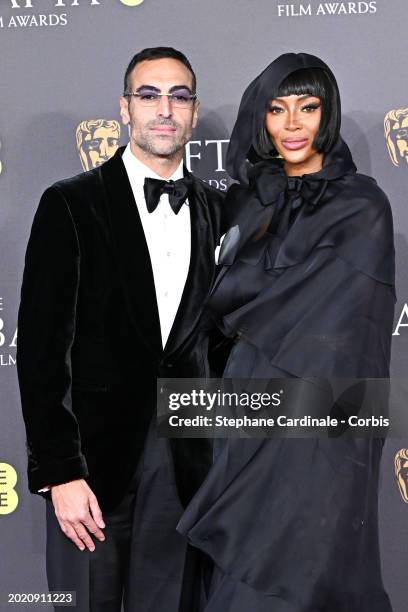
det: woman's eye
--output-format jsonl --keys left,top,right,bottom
{"left": 269, "top": 106, "right": 284, "bottom": 114}
{"left": 301, "top": 104, "right": 321, "bottom": 112}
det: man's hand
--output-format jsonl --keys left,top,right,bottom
{"left": 51, "top": 479, "right": 106, "bottom": 551}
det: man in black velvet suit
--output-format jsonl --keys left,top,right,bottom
{"left": 17, "top": 47, "right": 223, "bottom": 611}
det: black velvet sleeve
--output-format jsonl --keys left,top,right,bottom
{"left": 17, "top": 186, "right": 88, "bottom": 494}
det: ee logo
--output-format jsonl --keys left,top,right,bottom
{"left": 0, "top": 463, "right": 19, "bottom": 515}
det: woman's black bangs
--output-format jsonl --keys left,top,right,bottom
{"left": 276, "top": 68, "right": 327, "bottom": 100}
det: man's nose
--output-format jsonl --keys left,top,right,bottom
{"left": 156, "top": 94, "right": 173, "bottom": 118}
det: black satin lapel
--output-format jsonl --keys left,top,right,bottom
{"left": 164, "top": 180, "right": 214, "bottom": 357}
{"left": 100, "top": 149, "right": 162, "bottom": 356}
{"left": 209, "top": 263, "right": 230, "bottom": 297}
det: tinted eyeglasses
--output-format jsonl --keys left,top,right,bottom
{"left": 124, "top": 86, "right": 197, "bottom": 108}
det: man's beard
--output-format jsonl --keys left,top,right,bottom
{"left": 132, "top": 118, "right": 191, "bottom": 158}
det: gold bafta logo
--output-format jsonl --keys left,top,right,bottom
{"left": 0, "top": 463, "right": 19, "bottom": 515}
{"left": 384, "top": 108, "right": 408, "bottom": 166}
{"left": 395, "top": 449, "right": 408, "bottom": 503}
{"left": 76, "top": 119, "right": 121, "bottom": 171}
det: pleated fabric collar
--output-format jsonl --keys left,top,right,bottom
{"left": 248, "top": 136, "right": 356, "bottom": 211}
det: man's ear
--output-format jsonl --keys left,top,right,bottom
{"left": 119, "top": 96, "right": 130, "bottom": 125}
{"left": 192, "top": 98, "right": 200, "bottom": 129}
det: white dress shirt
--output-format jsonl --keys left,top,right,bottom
{"left": 122, "top": 144, "right": 191, "bottom": 348}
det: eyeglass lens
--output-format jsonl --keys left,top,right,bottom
{"left": 135, "top": 87, "right": 194, "bottom": 107}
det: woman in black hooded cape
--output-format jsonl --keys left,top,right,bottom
{"left": 177, "top": 53, "right": 395, "bottom": 611}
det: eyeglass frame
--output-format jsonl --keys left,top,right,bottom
{"left": 123, "top": 86, "right": 198, "bottom": 107}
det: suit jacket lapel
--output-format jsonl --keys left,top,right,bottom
{"left": 164, "top": 177, "right": 216, "bottom": 357}
{"left": 99, "top": 148, "right": 162, "bottom": 357}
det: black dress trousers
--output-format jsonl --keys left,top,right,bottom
{"left": 45, "top": 422, "right": 199, "bottom": 612}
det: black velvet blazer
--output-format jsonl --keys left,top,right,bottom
{"left": 17, "top": 147, "right": 224, "bottom": 511}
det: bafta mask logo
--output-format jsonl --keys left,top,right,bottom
{"left": 0, "top": 463, "right": 19, "bottom": 515}
{"left": 384, "top": 108, "right": 408, "bottom": 167}
{"left": 118, "top": 0, "right": 145, "bottom": 5}
{"left": 0, "top": 139, "right": 3, "bottom": 176}
{"left": 395, "top": 448, "right": 408, "bottom": 503}
{"left": 76, "top": 119, "right": 120, "bottom": 171}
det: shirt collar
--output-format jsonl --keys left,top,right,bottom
{"left": 122, "top": 143, "right": 184, "bottom": 184}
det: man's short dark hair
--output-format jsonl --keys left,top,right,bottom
{"left": 257, "top": 67, "right": 340, "bottom": 157}
{"left": 123, "top": 47, "right": 197, "bottom": 95}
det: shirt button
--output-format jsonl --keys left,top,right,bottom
{"left": 164, "top": 291, "right": 169, "bottom": 297}
{"left": 167, "top": 252, "right": 171, "bottom": 257}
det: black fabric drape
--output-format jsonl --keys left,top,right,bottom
{"left": 178, "top": 54, "right": 395, "bottom": 611}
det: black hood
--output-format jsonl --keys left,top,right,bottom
{"left": 226, "top": 52, "right": 342, "bottom": 182}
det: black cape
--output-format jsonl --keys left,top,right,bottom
{"left": 177, "top": 54, "right": 395, "bottom": 612}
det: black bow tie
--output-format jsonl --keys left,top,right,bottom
{"left": 144, "top": 175, "right": 192, "bottom": 215}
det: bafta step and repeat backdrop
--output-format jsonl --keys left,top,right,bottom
{"left": 0, "top": 0, "right": 408, "bottom": 608}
